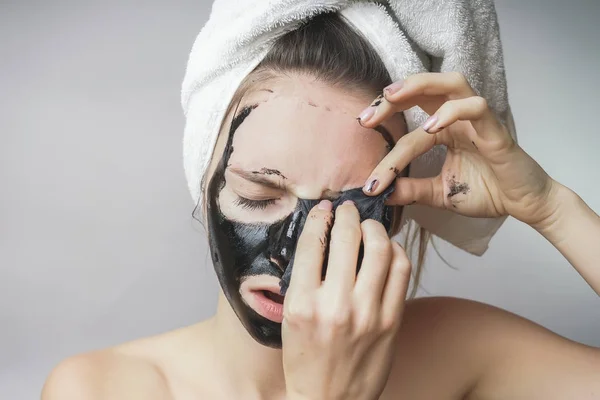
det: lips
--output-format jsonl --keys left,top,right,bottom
{"left": 263, "top": 290, "right": 285, "bottom": 304}
{"left": 240, "top": 277, "right": 285, "bottom": 323}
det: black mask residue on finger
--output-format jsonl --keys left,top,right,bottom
{"left": 206, "top": 104, "right": 398, "bottom": 348}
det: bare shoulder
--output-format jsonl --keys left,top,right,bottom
{"left": 41, "top": 320, "right": 225, "bottom": 400}
{"left": 41, "top": 348, "right": 172, "bottom": 400}
{"left": 40, "top": 326, "right": 199, "bottom": 400}
{"left": 382, "top": 296, "right": 600, "bottom": 400}
{"left": 380, "top": 296, "right": 505, "bottom": 399}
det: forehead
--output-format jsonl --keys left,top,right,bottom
{"left": 225, "top": 77, "right": 400, "bottom": 197}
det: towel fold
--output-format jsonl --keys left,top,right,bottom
{"left": 181, "top": 0, "right": 516, "bottom": 256}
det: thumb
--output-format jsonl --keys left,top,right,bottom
{"left": 387, "top": 175, "right": 446, "bottom": 209}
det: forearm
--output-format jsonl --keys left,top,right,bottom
{"left": 533, "top": 181, "right": 600, "bottom": 296}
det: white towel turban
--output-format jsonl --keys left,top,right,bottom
{"left": 181, "top": 0, "right": 517, "bottom": 256}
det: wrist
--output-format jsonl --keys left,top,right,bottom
{"left": 531, "top": 181, "right": 577, "bottom": 239}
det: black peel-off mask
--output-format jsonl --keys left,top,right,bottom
{"left": 206, "top": 105, "right": 398, "bottom": 348}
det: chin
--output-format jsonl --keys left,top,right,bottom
{"left": 239, "top": 303, "right": 283, "bottom": 349}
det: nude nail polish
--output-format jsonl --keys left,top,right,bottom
{"left": 364, "top": 179, "right": 379, "bottom": 193}
{"left": 358, "top": 107, "right": 375, "bottom": 124}
{"left": 384, "top": 80, "right": 404, "bottom": 96}
{"left": 422, "top": 115, "right": 438, "bottom": 133}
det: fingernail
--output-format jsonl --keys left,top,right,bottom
{"left": 342, "top": 200, "right": 355, "bottom": 206}
{"left": 384, "top": 80, "right": 404, "bottom": 96}
{"left": 357, "top": 107, "right": 376, "bottom": 124}
{"left": 317, "top": 199, "right": 333, "bottom": 211}
{"left": 422, "top": 115, "right": 438, "bottom": 133}
{"left": 364, "top": 179, "right": 379, "bottom": 193}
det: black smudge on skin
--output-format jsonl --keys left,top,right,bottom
{"left": 390, "top": 166, "right": 402, "bottom": 177}
{"left": 371, "top": 94, "right": 384, "bottom": 107}
{"left": 252, "top": 168, "right": 287, "bottom": 179}
{"left": 447, "top": 175, "right": 470, "bottom": 198}
{"left": 374, "top": 125, "right": 395, "bottom": 152}
{"left": 472, "top": 141, "right": 478, "bottom": 150}
{"left": 206, "top": 103, "right": 397, "bottom": 348}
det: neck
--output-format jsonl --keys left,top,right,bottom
{"left": 208, "top": 291, "right": 287, "bottom": 399}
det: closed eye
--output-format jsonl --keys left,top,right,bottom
{"left": 234, "top": 196, "right": 279, "bottom": 211}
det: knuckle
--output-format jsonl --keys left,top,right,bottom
{"left": 473, "top": 96, "right": 489, "bottom": 110}
{"left": 393, "top": 257, "right": 412, "bottom": 279}
{"left": 403, "top": 74, "right": 417, "bottom": 88}
{"left": 319, "top": 306, "right": 352, "bottom": 333}
{"left": 392, "top": 244, "right": 412, "bottom": 274}
{"left": 328, "top": 308, "right": 352, "bottom": 330}
{"left": 450, "top": 71, "right": 468, "bottom": 86}
{"left": 380, "top": 315, "right": 400, "bottom": 334}
{"left": 284, "top": 299, "right": 315, "bottom": 324}
{"left": 354, "top": 310, "right": 377, "bottom": 334}
{"left": 441, "top": 99, "right": 458, "bottom": 112}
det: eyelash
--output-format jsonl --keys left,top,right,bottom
{"left": 234, "top": 196, "right": 278, "bottom": 211}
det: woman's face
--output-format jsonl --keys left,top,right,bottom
{"left": 205, "top": 74, "right": 407, "bottom": 347}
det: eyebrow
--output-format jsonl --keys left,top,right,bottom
{"left": 228, "top": 104, "right": 389, "bottom": 199}
{"left": 229, "top": 167, "right": 286, "bottom": 190}
{"left": 229, "top": 167, "right": 343, "bottom": 200}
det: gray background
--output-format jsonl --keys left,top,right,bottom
{"left": 2, "top": 0, "right": 599, "bottom": 398}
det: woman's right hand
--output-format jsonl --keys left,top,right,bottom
{"left": 282, "top": 199, "right": 412, "bottom": 400}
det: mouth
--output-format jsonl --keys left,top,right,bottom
{"left": 240, "top": 277, "right": 285, "bottom": 323}
{"left": 261, "top": 290, "right": 285, "bottom": 304}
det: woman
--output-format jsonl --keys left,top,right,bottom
{"left": 42, "top": 11, "right": 600, "bottom": 400}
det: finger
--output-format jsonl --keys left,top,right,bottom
{"left": 421, "top": 96, "right": 511, "bottom": 145}
{"left": 358, "top": 72, "right": 477, "bottom": 128}
{"left": 353, "top": 219, "right": 393, "bottom": 305}
{"left": 356, "top": 92, "right": 398, "bottom": 128}
{"left": 385, "top": 175, "right": 446, "bottom": 208}
{"left": 362, "top": 128, "right": 437, "bottom": 196}
{"left": 322, "top": 200, "right": 362, "bottom": 298}
{"left": 386, "top": 71, "right": 476, "bottom": 102}
{"left": 287, "top": 200, "right": 333, "bottom": 295}
{"left": 380, "top": 241, "right": 412, "bottom": 327}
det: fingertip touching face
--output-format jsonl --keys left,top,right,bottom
{"left": 205, "top": 74, "right": 407, "bottom": 348}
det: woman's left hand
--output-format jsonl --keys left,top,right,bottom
{"left": 358, "top": 72, "right": 558, "bottom": 228}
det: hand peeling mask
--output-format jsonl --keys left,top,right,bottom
{"left": 204, "top": 81, "right": 406, "bottom": 348}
